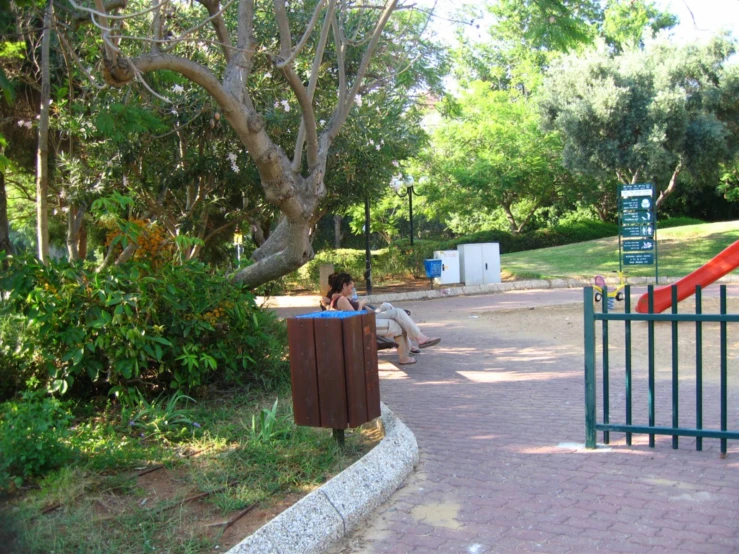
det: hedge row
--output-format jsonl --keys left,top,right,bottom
{"left": 287, "top": 218, "right": 706, "bottom": 287}
{"left": 391, "top": 220, "right": 620, "bottom": 278}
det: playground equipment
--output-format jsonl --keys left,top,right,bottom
{"left": 635, "top": 240, "right": 739, "bottom": 313}
{"left": 593, "top": 271, "right": 627, "bottom": 309}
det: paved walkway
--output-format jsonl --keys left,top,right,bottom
{"left": 316, "top": 288, "right": 739, "bottom": 554}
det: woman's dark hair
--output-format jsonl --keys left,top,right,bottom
{"left": 328, "top": 272, "right": 353, "bottom": 296}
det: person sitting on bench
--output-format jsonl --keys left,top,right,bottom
{"left": 326, "top": 272, "right": 441, "bottom": 366}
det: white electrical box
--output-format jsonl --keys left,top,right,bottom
{"left": 458, "top": 243, "right": 501, "bottom": 286}
{"left": 433, "top": 250, "right": 460, "bottom": 285}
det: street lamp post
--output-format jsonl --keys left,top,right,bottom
{"left": 392, "top": 175, "right": 423, "bottom": 246}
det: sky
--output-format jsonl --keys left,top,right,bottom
{"left": 658, "top": 0, "right": 739, "bottom": 43}
{"left": 424, "top": 0, "right": 739, "bottom": 47}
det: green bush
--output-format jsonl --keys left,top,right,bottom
{"left": 0, "top": 254, "right": 289, "bottom": 404}
{"left": 293, "top": 249, "right": 368, "bottom": 288}
{"left": 0, "top": 391, "right": 74, "bottom": 487}
{"left": 658, "top": 217, "right": 705, "bottom": 229}
{"left": 0, "top": 314, "right": 32, "bottom": 402}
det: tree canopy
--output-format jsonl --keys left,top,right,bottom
{"left": 539, "top": 35, "right": 739, "bottom": 209}
{"left": 1, "top": 0, "right": 446, "bottom": 283}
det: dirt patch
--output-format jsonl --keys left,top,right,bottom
{"left": 214, "top": 491, "right": 307, "bottom": 550}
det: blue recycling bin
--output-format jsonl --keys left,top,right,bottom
{"left": 424, "top": 259, "right": 442, "bottom": 279}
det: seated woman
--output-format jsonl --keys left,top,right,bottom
{"left": 326, "top": 273, "right": 441, "bottom": 365}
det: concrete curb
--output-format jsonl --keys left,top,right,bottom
{"left": 227, "top": 403, "right": 419, "bottom": 554}
{"left": 362, "top": 274, "right": 739, "bottom": 305}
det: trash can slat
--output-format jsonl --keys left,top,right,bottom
{"left": 343, "top": 316, "right": 368, "bottom": 427}
{"left": 362, "top": 311, "right": 382, "bottom": 420}
{"left": 287, "top": 318, "right": 321, "bottom": 427}
{"left": 314, "top": 318, "right": 348, "bottom": 429}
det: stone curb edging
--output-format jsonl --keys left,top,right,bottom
{"left": 362, "top": 274, "right": 739, "bottom": 305}
{"left": 226, "top": 403, "right": 419, "bottom": 554}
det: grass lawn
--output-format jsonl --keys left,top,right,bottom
{"left": 501, "top": 221, "right": 739, "bottom": 280}
{"left": 0, "top": 390, "right": 380, "bottom": 554}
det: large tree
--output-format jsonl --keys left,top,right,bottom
{"left": 418, "top": 83, "right": 575, "bottom": 234}
{"left": 66, "top": 0, "right": 442, "bottom": 286}
{"left": 539, "top": 36, "right": 739, "bottom": 209}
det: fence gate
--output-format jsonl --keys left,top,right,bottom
{"left": 584, "top": 284, "right": 739, "bottom": 455}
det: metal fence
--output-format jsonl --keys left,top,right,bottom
{"left": 584, "top": 284, "right": 739, "bottom": 455}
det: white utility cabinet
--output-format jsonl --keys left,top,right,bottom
{"left": 458, "top": 243, "right": 501, "bottom": 286}
{"left": 433, "top": 250, "right": 460, "bottom": 285}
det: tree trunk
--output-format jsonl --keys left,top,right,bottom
{"left": 67, "top": 206, "right": 79, "bottom": 261}
{"left": 249, "top": 216, "right": 270, "bottom": 247}
{"left": 656, "top": 161, "right": 683, "bottom": 209}
{"left": 232, "top": 217, "right": 314, "bottom": 285}
{"left": 594, "top": 201, "right": 608, "bottom": 222}
{"left": 334, "top": 214, "right": 342, "bottom": 248}
{"left": 78, "top": 220, "right": 87, "bottom": 260}
{"left": 66, "top": 203, "right": 86, "bottom": 261}
{"left": 501, "top": 203, "right": 520, "bottom": 234}
{"left": 0, "top": 171, "right": 13, "bottom": 255}
{"left": 36, "top": 0, "right": 52, "bottom": 264}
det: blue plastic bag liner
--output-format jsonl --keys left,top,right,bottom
{"left": 295, "top": 310, "right": 367, "bottom": 319}
{"left": 424, "top": 259, "right": 442, "bottom": 279}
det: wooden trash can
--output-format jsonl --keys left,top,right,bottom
{"left": 287, "top": 310, "right": 381, "bottom": 429}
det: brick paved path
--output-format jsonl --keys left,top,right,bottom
{"left": 328, "top": 289, "right": 739, "bottom": 554}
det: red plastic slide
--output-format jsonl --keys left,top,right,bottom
{"left": 635, "top": 240, "right": 739, "bottom": 313}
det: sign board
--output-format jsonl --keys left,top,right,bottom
{"left": 622, "top": 211, "right": 652, "bottom": 223}
{"left": 623, "top": 239, "right": 655, "bottom": 252}
{"left": 620, "top": 183, "right": 654, "bottom": 197}
{"left": 623, "top": 253, "right": 655, "bottom": 266}
{"left": 621, "top": 197, "right": 653, "bottom": 211}
{"left": 618, "top": 183, "right": 658, "bottom": 278}
{"left": 621, "top": 225, "right": 654, "bottom": 238}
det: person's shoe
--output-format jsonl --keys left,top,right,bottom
{"left": 398, "top": 357, "right": 417, "bottom": 365}
{"left": 418, "top": 337, "right": 441, "bottom": 348}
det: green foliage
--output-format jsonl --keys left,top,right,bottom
{"left": 539, "top": 36, "right": 739, "bottom": 208}
{"left": 0, "top": 391, "right": 74, "bottom": 487}
{"left": 248, "top": 398, "right": 292, "bottom": 443}
{"left": 0, "top": 254, "right": 289, "bottom": 403}
{"left": 0, "top": 391, "right": 374, "bottom": 553}
{"left": 419, "top": 83, "right": 584, "bottom": 233}
{"left": 121, "top": 390, "right": 195, "bottom": 440}
{"left": 601, "top": 0, "right": 677, "bottom": 51}
{"left": 489, "top": 0, "right": 601, "bottom": 54}
{"left": 394, "top": 220, "right": 618, "bottom": 277}
{"left": 658, "top": 217, "right": 705, "bottom": 229}
{"left": 0, "top": 313, "right": 31, "bottom": 402}
{"left": 291, "top": 248, "right": 368, "bottom": 288}
{"left": 299, "top": 220, "right": 620, "bottom": 284}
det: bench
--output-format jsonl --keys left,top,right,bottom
{"left": 320, "top": 301, "right": 402, "bottom": 351}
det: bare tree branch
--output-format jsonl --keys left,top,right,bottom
{"left": 274, "top": 0, "right": 327, "bottom": 69}
{"left": 196, "top": 0, "right": 234, "bottom": 61}
{"left": 292, "top": 0, "right": 336, "bottom": 172}
{"left": 328, "top": 0, "right": 398, "bottom": 140}
{"left": 151, "top": 0, "right": 163, "bottom": 53}
{"left": 273, "top": 0, "right": 292, "bottom": 59}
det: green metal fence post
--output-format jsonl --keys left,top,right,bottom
{"left": 671, "top": 286, "right": 679, "bottom": 449}
{"left": 648, "top": 285, "right": 655, "bottom": 448}
{"left": 625, "top": 285, "right": 632, "bottom": 446}
{"left": 696, "top": 285, "right": 703, "bottom": 452}
{"left": 720, "top": 285, "right": 728, "bottom": 458}
{"left": 584, "top": 287, "right": 597, "bottom": 449}
{"left": 602, "top": 286, "right": 610, "bottom": 444}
